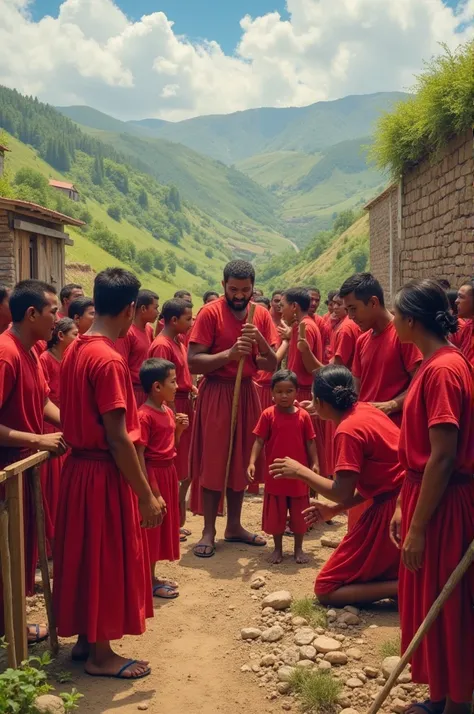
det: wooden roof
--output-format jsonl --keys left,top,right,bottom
{"left": 49, "top": 179, "right": 77, "bottom": 191}
{"left": 0, "top": 197, "right": 84, "bottom": 226}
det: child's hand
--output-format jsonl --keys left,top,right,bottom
{"left": 312, "top": 462, "right": 320, "bottom": 474}
{"left": 277, "top": 321, "right": 292, "bottom": 341}
{"left": 297, "top": 337, "right": 310, "bottom": 354}
{"left": 246, "top": 464, "right": 256, "bottom": 483}
{"left": 156, "top": 495, "right": 167, "bottom": 514}
{"left": 302, "top": 504, "right": 336, "bottom": 526}
{"left": 176, "top": 413, "right": 189, "bottom": 431}
{"left": 269, "top": 457, "right": 303, "bottom": 479}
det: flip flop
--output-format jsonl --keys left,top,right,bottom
{"left": 193, "top": 543, "right": 216, "bottom": 558}
{"left": 180, "top": 533, "right": 188, "bottom": 542}
{"left": 224, "top": 534, "right": 266, "bottom": 547}
{"left": 153, "top": 583, "right": 179, "bottom": 599}
{"left": 27, "top": 623, "right": 49, "bottom": 646}
{"left": 85, "top": 659, "right": 151, "bottom": 680}
{"left": 180, "top": 527, "right": 192, "bottom": 536}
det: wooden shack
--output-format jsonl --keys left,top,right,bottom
{"left": 49, "top": 179, "right": 80, "bottom": 202}
{"left": 0, "top": 144, "right": 10, "bottom": 177}
{"left": 0, "top": 197, "right": 84, "bottom": 289}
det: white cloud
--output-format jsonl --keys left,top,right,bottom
{"left": 0, "top": 0, "right": 472, "bottom": 120}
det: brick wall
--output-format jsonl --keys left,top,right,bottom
{"left": 0, "top": 210, "right": 15, "bottom": 287}
{"left": 368, "top": 184, "right": 398, "bottom": 303}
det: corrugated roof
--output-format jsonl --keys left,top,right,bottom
{"left": 49, "top": 179, "right": 76, "bottom": 190}
{"left": 0, "top": 197, "right": 85, "bottom": 226}
{"left": 0, "top": 144, "right": 10, "bottom": 152}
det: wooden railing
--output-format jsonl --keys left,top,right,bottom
{"left": 0, "top": 451, "right": 58, "bottom": 667}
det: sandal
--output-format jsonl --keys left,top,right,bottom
{"left": 85, "top": 659, "right": 151, "bottom": 680}
{"left": 224, "top": 534, "right": 266, "bottom": 546}
{"left": 180, "top": 527, "right": 192, "bottom": 537}
{"left": 27, "top": 623, "right": 49, "bottom": 646}
{"left": 193, "top": 543, "right": 216, "bottom": 558}
{"left": 153, "top": 583, "right": 179, "bottom": 599}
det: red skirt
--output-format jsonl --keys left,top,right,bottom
{"left": 189, "top": 378, "right": 263, "bottom": 515}
{"left": 297, "top": 387, "right": 332, "bottom": 478}
{"left": 145, "top": 461, "right": 180, "bottom": 563}
{"left": 315, "top": 490, "right": 400, "bottom": 595}
{"left": 133, "top": 384, "right": 147, "bottom": 409}
{"left": 40, "top": 422, "right": 67, "bottom": 549}
{"left": 399, "top": 473, "right": 474, "bottom": 703}
{"left": 174, "top": 393, "right": 194, "bottom": 482}
{"left": 263, "top": 494, "right": 309, "bottom": 535}
{"left": 53, "top": 452, "right": 153, "bottom": 642}
{"left": 347, "top": 499, "right": 373, "bottom": 531}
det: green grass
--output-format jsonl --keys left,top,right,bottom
{"left": 289, "top": 669, "right": 342, "bottom": 713}
{"left": 290, "top": 597, "right": 327, "bottom": 629}
{"left": 380, "top": 635, "right": 401, "bottom": 659}
{"left": 237, "top": 151, "right": 321, "bottom": 190}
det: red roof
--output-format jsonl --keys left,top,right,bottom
{"left": 0, "top": 197, "right": 84, "bottom": 226}
{"left": 0, "top": 144, "right": 10, "bottom": 153}
{"left": 49, "top": 179, "right": 76, "bottom": 191}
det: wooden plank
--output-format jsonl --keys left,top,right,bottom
{"left": 0, "top": 451, "right": 50, "bottom": 481}
{"left": 37, "top": 236, "right": 48, "bottom": 283}
{"left": 5, "top": 473, "right": 27, "bottom": 663}
{"left": 0, "top": 504, "right": 17, "bottom": 667}
{"left": 13, "top": 219, "right": 71, "bottom": 242}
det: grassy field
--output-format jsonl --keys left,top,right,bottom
{"left": 237, "top": 151, "right": 321, "bottom": 190}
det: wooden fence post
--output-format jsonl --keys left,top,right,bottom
{"left": 0, "top": 503, "right": 17, "bottom": 668}
{"left": 5, "top": 472, "right": 27, "bottom": 663}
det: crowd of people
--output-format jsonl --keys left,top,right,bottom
{"left": 0, "top": 261, "right": 472, "bottom": 714}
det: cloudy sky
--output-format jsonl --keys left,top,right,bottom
{"left": 1, "top": 0, "right": 473, "bottom": 121}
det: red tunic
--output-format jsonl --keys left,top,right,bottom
{"left": 352, "top": 321, "right": 422, "bottom": 427}
{"left": 315, "top": 403, "right": 402, "bottom": 595}
{"left": 313, "top": 314, "right": 330, "bottom": 362}
{"left": 32, "top": 340, "right": 47, "bottom": 359}
{"left": 189, "top": 299, "right": 274, "bottom": 503}
{"left": 115, "top": 323, "right": 154, "bottom": 407}
{"left": 149, "top": 334, "right": 193, "bottom": 481}
{"left": 398, "top": 347, "right": 474, "bottom": 702}
{"left": 331, "top": 316, "right": 361, "bottom": 369}
{"left": 53, "top": 334, "right": 152, "bottom": 642}
{"left": 139, "top": 404, "right": 180, "bottom": 563}
{"left": 449, "top": 318, "right": 474, "bottom": 364}
{"left": 287, "top": 317, "right": 322, "bottom": 388}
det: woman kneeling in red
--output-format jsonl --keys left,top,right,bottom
{"left": 392, "top": 279, "right": 473, "bottom": 714}
{"left": 270, "top": 364, "right": 402, "bottom": 606}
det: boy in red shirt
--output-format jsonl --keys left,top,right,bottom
{"left": 136, "top": 358, "right": 188, "bottom": 599}
{"left": 58, "top": 283, "right": 84, "bottom": 320}
{"left": 149, "top": 299, "right": 194, "bottom": 538}
{"left": 453, "top": 279, "right": 474, "bottom": 364}
{"left": 248, "top": 370, "right": 318, "bottom": 565}
{"left": 0, "top": 285, "right": 11, "bottom": 334}
{"left": 154, "top": 289, "right": 191, "bottom": 338}
{"left": 53, "top": 268, "right": 163, "bottom": 680}
{"left": 68, "top": 296, "right": 95, "bottom": 335}
{"left": 328, "top": 294, "right": 361, "bottom": 369}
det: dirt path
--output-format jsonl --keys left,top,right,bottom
{"left": 33, "top": 496, "right": 401, "bottom": 714}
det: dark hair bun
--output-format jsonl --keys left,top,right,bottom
{"left": 332, "top": 385, "right": 358, "bottom": 409}
{"left": 435, "top": 310, "right": 458, "bottom": 335}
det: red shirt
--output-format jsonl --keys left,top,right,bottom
{"left": 32, "top": 340, "right": 47, "bottom": 359}
{"left": 313, "top": 314, "right": 330, "bottom": 362}
{"left": 334, "top": 402, "right": 404, "bottom": 500}
{"left": 331, "top": 316, "right": 361, "bottom": 369}
{"left": 450, "top": 319, "right": 474, "bottom": 364}
{"left": 138, "top": 404, "right": 176, "bottom": 462}
{"left": 399, "top": 346, "right": 474, "bottom": 476}
{"left": 288, "top": 316, "right": 323, "bottom": 388}
{"left": 254, "top": 322, "right": 280, "bottom": 387}
{"left": 253, "top": 405, "right": 315, "bottom": 497}
{"left": 149, "top": 333, "right": 193, "bottom": 392}
{"left": 115, "top": 323, "right": 154, "bottom": 385}
{"left": 352, "top": 321, "right": 422, "bottom": 425}
{"left": 0, "top": 332, "right": 49, "bottom": 465}
{"left": 60, "top": 334, "right": 140, "bottom": 451}
{"left": 40, "top": 351, "right": 61, "bottom": 408}
{"left": 189, "top": 297, "right": 275, "bottom": 379}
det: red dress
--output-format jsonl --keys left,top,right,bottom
{"left": 398, "top": 347, "right": 474, "bottom": 703}
{"left": 115, "top": 323, "right": 154, "bottom": 407}
{"left": 189, "top": 298, "right": 274, "bottom": 514}
{"left": 254, "top": 406, "right": 315, "bottom": 535}
{"left": 315, "top": 403, "right": 402, "bottom": 595}
{"left": 53, "top": 335, "right": 152, "bottom": 642}
{"left": 0, "top": 332, "right": 49, "bottom": 634}
{"left": 139, "top": 404, "right": 180, "bottom": 563}
{"left": 149, "top": 334, "right": 194, "bottom": 482}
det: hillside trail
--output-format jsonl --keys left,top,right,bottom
{"left": 40, "top": 496, "right": 399, "bottom": 714}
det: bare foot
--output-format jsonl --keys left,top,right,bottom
{"left": 85, "top": 653, "right": 151, "bottom": 679}
{"left": 268, "top": 549, "right": 283, "bottom": 565}
{"left": 27, "top": 623, "right": 48, "bottom": 645}
{"left": 294, "top": 549, "right": 310, "bottom": 564}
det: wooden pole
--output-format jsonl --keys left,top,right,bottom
{"left": 31, "top": 466, "right": 59, "bottom": 655}
{"left": 5, "top": 472, "right": 27, "bottom": 663}
{"left": 367, "top": 539, "right": 474, "bottom": 714}
{"left": 0, "top": 503, "right": 17, "bottom": 668}
{"left": 223, "top": 302, "right": 257, "bottom": 514}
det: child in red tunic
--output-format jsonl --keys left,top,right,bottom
{"left": 149, "top": 299, "right": 194, "bottom": 540}
{"left": 249, "top": 370, "right": 318, "bottom": 564}
{"left": 115, "top": 289, "right": 159, "bottom": 407}
{"left": 53, "top": 269, "right": 163, "bottom": 680}
{"left": 270, "top": 364, "right": 402, "bottom": 606}
{"left": 68, "top": 296, "right": 95, "bottom": 335}
{"left": 452, "top": 280, "right": 474, "bottom": 365}
{"left": 39, "top": 317, "right": 78, "bottom": 555}
{"left": 392, "top": 279, "right": 474, "bottom": 713}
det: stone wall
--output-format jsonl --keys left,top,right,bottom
{"left": 367, "top": 184, "right": 398, "bottom": 304}
{"left": 0, "top": 210, "right": 16, "bottom": 287}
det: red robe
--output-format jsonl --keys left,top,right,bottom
{"left": 0, "top": 332, "right": 49, "bottom": 633}
{"left": 398, "top": 347, "right": 474, "bottom": 703}
{"left": 149, "top": 333, "right": 194, "bottom": 482}
{"left": 315, "top": 403, "right": 402, "bottom": 595}
{"left": 330, "top": 316, "right": 361, "bottom": 370}
{"left": 450, "top": 318, "right": 474, "bottom": 364}
{"left": 115, "top": 323, "right": 154, "bottom": 407}
{"left": 138, "top": 404, "right": 179, "bottom": 562}
{"left": 53, "top": 334, "right": 152, "bottom": 642}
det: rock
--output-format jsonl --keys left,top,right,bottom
{"left": 398, "top": 672, "right": 412, "bottom": 684}
{"left": 338, "top": 622, "right": 348, "bottom": 630}
{"left": 390, "top": 686, "right": 407, "bottom": 699}
{"left": 363, "top": 666, "right": 380, "bottom": 679}
{"left": 251, "top": 576, "right": 266, "bottom": 590}
{"left": 277, "top": 681, "right": 291, "bottom": 694}
{"left": 251, "top": 663, "right": 261, "bottom": 673}
{"left": 315, "top": 627, "right": 326, "bottom": 635}
{"left": 294, "top": 627, "right": 315, "bottom": 646}
{"left": 346, "top": 648, "right": 362, "bottom": 660}
{"left": 369, "top": 624, "right": 378, "bottom": 629}
{"left": 262, "top": 591, "right": 292, "bottom": 611}
{"left": 299, "top": 645, "right": 317, "bottom": 661}
{"left": 262, "top": 625, "right": 285, "bottom": 642}
{"left": 321, "top": 537, "right": 341, "bottom": 549}
{"left": 382, "top": 656, "right": 401, "bottom": 680}
{"left": 318, "top": 660, "right": 332, "bottom": 671}
{"left": 327, "top": 609, "right": 338, "bottom": 621}
{"left": 241, "top": 627, "right": 262, "bottom": 640}
{"left": 297, "top": 660, "right": 314, "bottom": 669}
{"left": 338, "top": 696, "right": 353, "bottom": 709}
{"left": 341, "top": 709, "right": 360, "bottom": 714}
{"left": 338, "top": 612, "right": 361, "bottom": 626}
{"left": 137, "top": 706, "right": 149, "bottom": 712}
{"left": 391, "top": 699, "right": 407, "bottom": 713}
{"left": 34, "top": 696, "right": 65, "bottom": 714}
{"left": 241, "top": 664, "right": 251, "bottom": 672}
{"left": 324, "top": 651, "right": 348, "bottom": 666}
{"left": 269, "top": 691, "right": 278, "bottom": 700}
{"left": 346, "top": 678, "right": 364, "bottom": 688}
{"left": 278, "top": 666, "right": 296, "bottom": 682}
{"left": 261, "top": 654, "right": 277, "bottom": 667}
{"left": 314, "top": 636, "right": 342, "bottom": 654}
{"left": 334, "top": 634, "right": 346, "bottom": 642}
{"left": 262, "top": 607, "right": 274, "bottom": 615}
{"left": 282, "top": 703, "right": 292, "bottom": 711}
{"left": 291, "top": 616, "right": 308, "bottom": 627}
{"left": 281, "top": 647, "right": 300, "bottom": 666}
{"left": 344, "top": 606, "right": 360, "bottom": 616}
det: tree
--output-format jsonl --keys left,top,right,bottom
{"left": 333, "top": 210, "right": 355, "bottom": 236}
{"left": 165, "top": 250, "right": 177, "bottom": 275}
{"left": 137, "top": 249, "right": 153, "bottom": 273}
{"left": 153, "top": 252, "right": 165, "bottom": 270}
{"left": 92, "top": 155, "right": 104, "bottom": 185}
{"left": 107, "top": 204, "right": 121, "bottom": 222}
{"left": 205, "top": 248, "right": 214, "bottom": 259}
{"left": 165, "top": 185, "right": 181, "bottom": 212}
{"left": 351, "top": 246, "right": 368, "bottom": 272}
{"left": 138, "top": 188, "right": 148, "bottom": 209}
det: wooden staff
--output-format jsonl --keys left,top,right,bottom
{"left": 223, "top": 303, "right": 257, "bottom": 514}
{"left": 0, "top": 503, "right": 17, "bottom": 668}
{"left": 367, "top": 538, "right": 474, "bottom": 714}
{"left": 31, "top": 466, "right": 59, "bottom": 655}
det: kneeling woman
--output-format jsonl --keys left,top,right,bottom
{"left": 270, "top": 364, "right": 401, "bottom": 606}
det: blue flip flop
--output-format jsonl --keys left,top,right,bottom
{"left": 27, "top": 623, "right": 49, "bottom": 646}
{"left": 153, "top": 583, "right": 179, "bottom": 599}
{"left": 85, "top": 659, "right": 151, "bottom": 679}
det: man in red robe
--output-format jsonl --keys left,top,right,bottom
{"left": 188, "top": 260, "right": 277, "bottom": 558}
{"left": 0, "top": 279, "right": 67, "bottom": 643}
{"left": 58, "top": 283, "right": 84, "bottom": 320}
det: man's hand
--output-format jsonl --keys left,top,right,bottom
{"left": 402, "top": 526, "right": 426, "bottom": 572}
{"left": 139, "top": 493, "right": 164, "bottom": 529}
{"left": 176, "top": 413, "right": 190, "bottom": 432}
{"left": 371, "top": 400, "right": 397, "bottom": 416}
{"left": 228, "top": 335, "right": 254, "bottom": 361}
{"left": 246, "top": 464, "right": 256, "bottom": 483}
{"left": 38, "top": 432, "right": 68, "bottom": 456}
{"left": 269, "top": 457, "right": 303, "bottom": 480}
{"left": 241, "top": 323, "right": 262, "bottom": 344}
{"left": 302, "top": 504, "right": 338, "bottom": 526}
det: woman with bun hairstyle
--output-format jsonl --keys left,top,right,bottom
{"left": 391, "top": 279, "right": 473, "bottom": 714}
{"left": 269, "top": 363, "right": 402, "bottom": 606}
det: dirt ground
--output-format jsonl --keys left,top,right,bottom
{"left": 23, "top": 494, "right": 402, "bottom": 714}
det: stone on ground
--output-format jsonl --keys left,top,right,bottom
{"left": 313, "top": 636, "right": 342, "bottom": 653}
{"left": 34, "top": 696, "right": 65, "bottom": 714}
{"left": 338, "top": 612, "right": 361, "bottom": 625}
{"left": 251, "top": 576, "right": 266, "bottom": 590}
{"left": 291, "top": 616, "right": 308, "bottom": 627}
{"left": 327, "top": 609, "right": 337, "bottom": 621}
{"left": 325, "top": 651, "right": 348, "bottom": 665}
{"left": 346, "top": 678, "right": 364, "bottom": 688}
{"left": 261, "top": 591, "right": 292, "bottom": 610}
{"left": 344, "top": 606, "right": 360, "bottom": 616}
{"left": 346, "top": 647, "right": 362, "bottom": 660}
{"left": 391, "top": 699, "right": 407, "bottom": 713}
{"left": 382, "top": 656, "right": 402, "bottom": 679}
{"left": 341, "top": 709, "right": 360, "bottom": 714}
{"left": 262, "top": 625, "right": 284, "bottom": 642}
{"left": 318, "top": 660, "right": 332, "bottom": 671}
{"left": 294, "top": 627, "right": 315, "bottom": 646}
{"left": 277, "top": 682, "right": 291, "bottom": 694}
{"left": 321, "top": 536, "right": 341, "bottom": 549}
{"left": 297, "top": 659, "right": 314, "bottom": 669}
{"left": 363, "top": 666, "right": 380, "bottom": 679}
{"left": 278, "top": 666, "right": 296, "bottom": 682}
{"left": 299, "top": 645, "right": 316, "bottom": 661}
{"left": 281, "top": 647, "right": 300, "bottom": 666}
{"left": 241, "top": 627, "right": 262, "bottom": 640}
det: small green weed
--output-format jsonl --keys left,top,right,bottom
{"left": 380, "top": 635, "right": 401, "bottom": 658}
{"left": 290, "top": 596, "right": 327, "bottom": 628}
{"left": 55, "top": 671, "right": 73, "bottom": 684}
{"left": 289, "top": 668, "right": 342, "bottom": 713}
